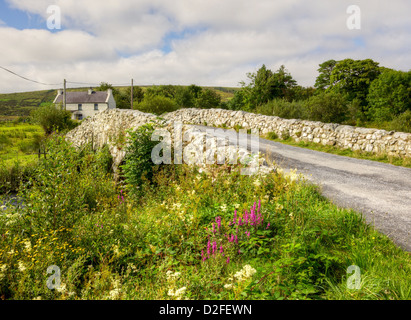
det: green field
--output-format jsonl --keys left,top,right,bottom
{"left": 0, "top": 123, "right": 44, "bottom": 194}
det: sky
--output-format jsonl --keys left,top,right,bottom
{"left": 0, "top": 0, "right": 410, "bottom": 93}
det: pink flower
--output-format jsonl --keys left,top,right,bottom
{"left": 226, "top": 257, "right": 230, "bottom": 264}
{"left": 220, "top": 246, "right": 224, "bottom": 253}
{"left": 266, "top": 223, "right": 270, "bottom": 229}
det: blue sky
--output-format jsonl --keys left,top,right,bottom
{"left": 0, "top": 0, "right": 410, "bottom": 93}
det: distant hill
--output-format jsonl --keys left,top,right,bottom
{"left": 0, "top": 86, "right": 238, "bottom": 118}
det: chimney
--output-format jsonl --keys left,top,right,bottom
{"left": 107, "top": 89, "right": 112, "bottom": 95}
{"left": 88, "top": 89, "right": 93, "bottom": 95}
{"left": 58, "top": 89, "right": 63, "bottom": 95}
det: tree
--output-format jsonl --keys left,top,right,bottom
{"left": 306, "top": 91, "right": 348, "bottom": 124}
{"left": 367, "top": 70, "right": 411, "bottom": 122}
{"left": 240, "top": 64, "right": 297, "bottom": 108}
{"left": 328, "top": 58, "right": 381, "bottom": 106}
{"left": 314, "top": 59, "right": 338, "bottom": 90}
{"left": 195, "top": 88, "right": 221, "bottom": 109}
{"left": 134, "top": 95, "right": 178, "bottom": 115}
{"left": 175, "top": 86, "right": 195, "bottom": 108}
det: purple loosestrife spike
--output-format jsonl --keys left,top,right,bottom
{"left": 258, "top": 199, "right": 261, "bottom": 212}
{"left": 220, "top": 246, "right": 224, "bottom": 253}
{"left": 235, "top": 235, "right": 238, "bottom": 244}
{"left": 266, "top": 223, "right": 270, "bottom": 229}
{"left": 207, "top": 240, "right": 211, "bottom": 255}
{"left": 213, "top": 241, "right": 217, "bottom": 254}
{"left": 212, "top": 223, "right": 216, "bottom": 234}
{"left": 226, "top": 257, "right": 230, "bottom": 264}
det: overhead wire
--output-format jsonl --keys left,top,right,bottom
{"left": 1, "top": 66, "right": 133, "bottom": 88}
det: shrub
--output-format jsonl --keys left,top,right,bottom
{"left": 306, "top": 91, "right": 347, "bottom": 124}
{"left": 135, "top": 96, "right": 178, "bottom": 115}
{"left": 256, "top": 98, "right": 307, "bottom": 120}
{"left": 389, "top": 110, "right": 411, "bottom": 133}
{"left": 121, "top": 123, "right": 160, "bottom": 196}
{"left": 195, "top": 89, "right": 222, "bottom": 109}
{"left": 367, "top": 70, "right": 411, "bottom": 122}
{"left": 266, "top": 132, "right": 279, "bottom": 140}
{"left": 31, "top": 104, "right": 77, "bottom": 135}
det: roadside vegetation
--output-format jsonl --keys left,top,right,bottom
{"left": 0, "top": 124, "right": 410, "bottom": 300}
{"left": 262, "top": 132, "right": 411, "bottom": 169}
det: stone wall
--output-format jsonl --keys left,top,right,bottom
{"left": 65, "top": 108, "right": 411, "bottom": 167}
{"left": 162, "top": 108, "right": 411, "bottom": 158}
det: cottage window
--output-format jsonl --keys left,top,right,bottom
{"left": 78, "top": 104, "right": 82, "bottom": 111}
{"left": 94, "top": 103, "right": 99, "bottom": 110}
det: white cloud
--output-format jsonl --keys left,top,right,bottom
{"left": 0, "top": 0, "right": 410, "bottom": 93}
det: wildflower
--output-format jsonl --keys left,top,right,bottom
{"left": 234, "top": 265, "right": 257, "bottom": 282}
{"left": 18, "top": 261, "right": 26, "bottom": 272}
{"left": 24, "top": 240, "right": 32, "bottom": 252}
{"left": 226, "top": 257, "right": 230, "bottom": 264}
{"left": 57, "top": 283, "right": 67, "bottom": 294}
{"left": 224, "top": 283, "right": 233, "bottom": 289}
{"left": 212, "top": 241, "right": 217, "bottom": 254}
{"left": 266, "top": 223, "right": 270, "bottom": 229}
{"left": 216, "top": 216, "right": 221, "bottom": 230}
{"left": 219, "top": 246, "right": 224, "bottom": 254}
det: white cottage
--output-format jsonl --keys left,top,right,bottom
{"left": 53, "top": 89, "right": 116, "bottom": 120}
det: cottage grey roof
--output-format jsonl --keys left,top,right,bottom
{"left": 54, "top": 91, "right": 108, "bottom": 104}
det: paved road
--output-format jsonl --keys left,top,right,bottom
{"left": 196, "top": 125, "right": 411, "bottom": 252}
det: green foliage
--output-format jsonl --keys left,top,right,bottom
{"left": 256, "top": 98, "right": 307, "bottom": 120}
{"left": 389, "top": 110, "right": 411, "bottom": 133}
{"left": 0, "top": 144, "right": 410, "bottom": 300}
{"left": 329, "top": 58, "right": 381, "bottom": 106}
{"left": 195, "top": 88, "right": 222, "bottom": 109}
{"left": 241, "top": 65, "right": 297, "bottom": 108}
{"left": 120, "top": 123, "right": 160, "bottom": 196}
{"left": 315, "top": 59, "right": 338, "bottom": 90}
{"left": 306, "top": 91, "right": 348, "bottom": 124}
{"left": 367, "top": 70, "right": 411, "bottom": 122}
{"left": 20, "top": 135, "right": 116, "bottom": 232}
{"left": 134, "top": 95, "right": 178, "bottom": 115}
{"left": 175, "top": 86, "right": 195, "bottom": 108}
{"left": 31, "top": 104, "right": 77, "bottom": 135}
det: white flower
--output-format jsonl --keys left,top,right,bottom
{"left": 174, "top": 287, "right": 186, "bottom": 300}
{"left": 18, "top": 261, "right": 26, "bottom": 272}
{"left": 224, "top": 283, "right": 233, "bottom": 289}
{"left": 24, "top": 240, "right": 32, "bottom": 252}
{"left": 56, "top": 283, "right": 67, "bottom": 294}
{"left": 234, "top": 265, "right": 257, "bottom": 282}
{"left": 253, "top": 179, "right": 261, "bottom": 187}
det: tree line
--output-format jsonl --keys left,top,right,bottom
{"left": 101, "top": 58, "right": 410, "bottom": 132}
{"left": 227, "top": 59, "right": 410, "bottom": 132}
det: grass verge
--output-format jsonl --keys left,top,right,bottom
{"left": 263, "top": 133, "right": 411, "bottom": 169}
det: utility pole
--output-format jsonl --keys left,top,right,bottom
{"left": 63, "top": 79, "right": 67, "bottom": 110}
{"left": 131, "top": 78, "right": 134, "bottom": 109}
